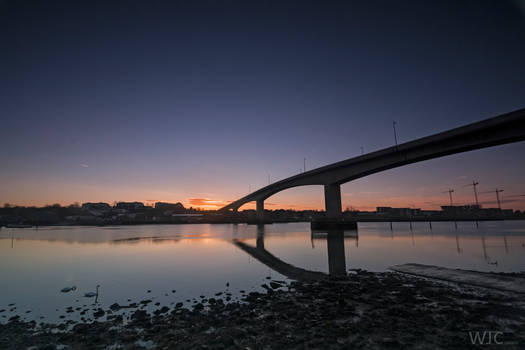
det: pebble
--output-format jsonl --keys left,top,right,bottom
{"left": 3, "top": 271, "right": 524, "bottom": 350}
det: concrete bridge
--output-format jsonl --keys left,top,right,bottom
{"left": 220, "top": 108, "right": 525, "bottom": 221}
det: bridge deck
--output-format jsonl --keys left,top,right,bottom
{"left": 222, "top": 108, "right": 525, "bottom": 212}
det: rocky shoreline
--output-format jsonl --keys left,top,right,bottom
{"left": 1, "top": 270, "right": 524, "bottom": 349}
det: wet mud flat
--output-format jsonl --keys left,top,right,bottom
{"left": 1, "top": 270, "right": 524, "bottom": 350}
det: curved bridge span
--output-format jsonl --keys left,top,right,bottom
{"left": 220, "top": 108, "right": 525, "bottom": 220}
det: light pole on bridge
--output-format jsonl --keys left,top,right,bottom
{"left": 393, "top": 121, "right": 399, "bottom": 149}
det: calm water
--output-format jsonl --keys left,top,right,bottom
{"left": 1, "top": 221, "right": 524, "bottom": 324}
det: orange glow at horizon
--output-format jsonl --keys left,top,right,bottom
{"left": 3, "top": 191, "right": 525, "bottom": 211}
{"left": 2, "top": 166, "right": 524, "bottom": 212}
{"left": 188, "top": 195, "right": 525, "bottom": 212}
{"left": 3, "top": 194, "right": 525, "bottom": 212}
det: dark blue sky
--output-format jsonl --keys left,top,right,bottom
{"left": 1, "top": 0, "right": 524, "bottom": 209}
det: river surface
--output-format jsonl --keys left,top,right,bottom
{"left": 1, "top": 221, "right": 524, "bottom": 324}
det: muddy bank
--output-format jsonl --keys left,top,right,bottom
{"left": 1, "top": 270, "right": 524, "bottom": 349}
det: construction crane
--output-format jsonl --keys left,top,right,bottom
{"left": 442, "top": 188, "right": 455, "bottom": 206}
{"left": 480, "top": 188, "right": 504, "bottom": 209}
{"left": 464, "top": 180, "right": 480, "bottom": 206}
{"left": 505, "top": 194, "right": 525, "bottom": 199}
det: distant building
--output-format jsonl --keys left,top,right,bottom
{"left": 155, "top": 202, "right": 186, "bottom": 213}
{"left": 81, "top": 202, "right": 111, "bottom": 211}
{"left": 419, "top": 210, "right": 441, "bottom": 217}
{"left": 376, "top": 206, "right": 420, "bottom": 217}
{"left": 115, "top": 202, "right": 145, "bottom": 210}
{"left": 441, "top": 205, "right": 482, "bottom": 216}
{"left": 376, "top": 207, "right": 392, "bottom": 213}
{"left": 501, "top": 209, "right": 513, "bottom": 216}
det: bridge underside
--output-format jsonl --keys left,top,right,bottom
{"left": 221, "top": 108, "right": 525, "bottom": 222}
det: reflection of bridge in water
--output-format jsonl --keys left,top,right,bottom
{"left": 232, "top": 225, "right": 358, "bottom": 279}
{"left": 233, "top": 222, "right": 522, "bottom": 279}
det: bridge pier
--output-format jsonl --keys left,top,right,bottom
{"left": 256, "top": 224, "right": 265, "bottom": 249}
{"left": 324, "top": 184, "right": 342, "bottom": 219}
{"left": 327, "top": 230, "right": 346, "bottom": 276}
{"left": 311, "top": 183, "right": 357, "bottom": 230}
{"left": 256, "top": 199, "right": 264, "bottom": 222}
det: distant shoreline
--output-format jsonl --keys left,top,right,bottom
{"left": 2, "top": 217, "right": 525, "bottom": 229}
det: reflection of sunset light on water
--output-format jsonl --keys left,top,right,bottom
{"left": 1, "top": 222, "right": 525, "bottom": 324}
{"left": 180, "top": 238, "right": 219, "bottom": 245}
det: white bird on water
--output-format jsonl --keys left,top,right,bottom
{"left": 60, "top": 286, "right": 77, "bottom": 293}
{"left": 84, "top": 285, "right": 100, "bottom": 298}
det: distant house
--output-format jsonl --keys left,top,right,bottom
{"left": 81, "top": 202, "right": 111, "bottom": 211}
{"left": 115, "top": 202, "right": 145, "bottom": 210}
{"left": 155, "top": 202, "right": 186, "bottom": 213}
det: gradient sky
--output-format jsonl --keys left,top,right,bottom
{"left": 1, "top": 0, "right": 525, "bottom": 211}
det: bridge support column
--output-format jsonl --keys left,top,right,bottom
{"left": 327, "top": 230, "right": 346, "bottom": 276}
{"left": 256, "top": 199, "right": 264, "bottom": 222}
{"left": 256, "top": 225, "right": 265, "bottom": 249}
{"left": 324, "top": 184, "right": 342, "bottom": 219}
{"left": 312, "top": 184, "right": 356, "bottom": 230}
